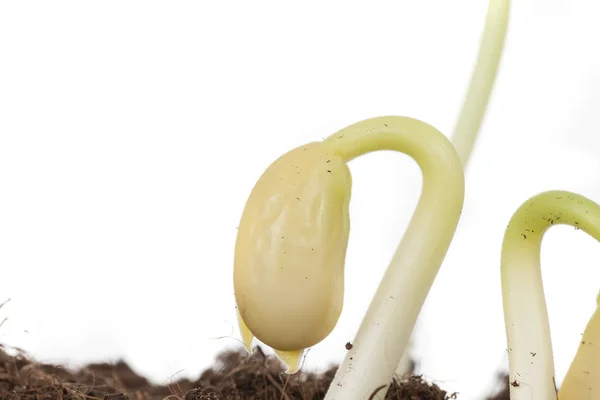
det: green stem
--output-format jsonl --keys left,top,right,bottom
{"left": 501, "top": 191, "right": 600, "bottom": 400}
{"left": 322, "top": 116, "right": 464, "bottom": 399}
{"left": 451, "top": 0, "right": 510, "bottom": 168}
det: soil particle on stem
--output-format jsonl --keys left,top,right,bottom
{"left": 0, "top": 343, "right": 508, "bottom": 400}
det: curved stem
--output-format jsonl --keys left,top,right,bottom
{"left": 501, "top": 190, "right": 600, "bottom": 400}
{"left": 322, "top": 116, "right": 464, "bottom": 399}
{"left": 451, "top": 0, "right": 510, "bottom": 169}
{"left": 394, "top": 0, "right": 510, "bottom": 378}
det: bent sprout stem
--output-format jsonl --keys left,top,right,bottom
{"left": 501, "top": 191, "right": 600, "bottom": 400}
{"left": 450, "top": 0, "right": 510, "bottom": 168}
{"left": 322, "top": 116, "right": 464, "bottom": 399}
{"left": 234, "top": 0, "right": 509, "bottom": 396}
{"left": 391, "top": 0, "right": 509, "bottom": 379}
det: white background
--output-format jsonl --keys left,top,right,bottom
{"left": 1, "top": 1, "right": 600, "bottom": 399}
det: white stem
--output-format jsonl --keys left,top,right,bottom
{"left": 451, "top": 0, "right": 510, "bottom": 169}
{"left": 396, "top": 0, "right": 510, "bottom": 377}
{"left": 501, "top": 191, "right": 600, "bottom": 400}
{"left": 322, "top": 116, "right": 464, "bottom": 399}
{"left": 394, "top": 337, "right": 414, "bottom": 378}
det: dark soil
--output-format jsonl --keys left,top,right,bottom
{"left": 483, "top": 373, "right": 510, "bottom": 400}
{"left": 0, "top": 343, "right": 509, "bottom": 400}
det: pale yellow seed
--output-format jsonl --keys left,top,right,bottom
{"left": 234, "top": 141, "right": 352, "bottom": 352}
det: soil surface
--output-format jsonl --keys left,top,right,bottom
{"left": 0, "top": 343, "right": 509, "bottom": 400}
